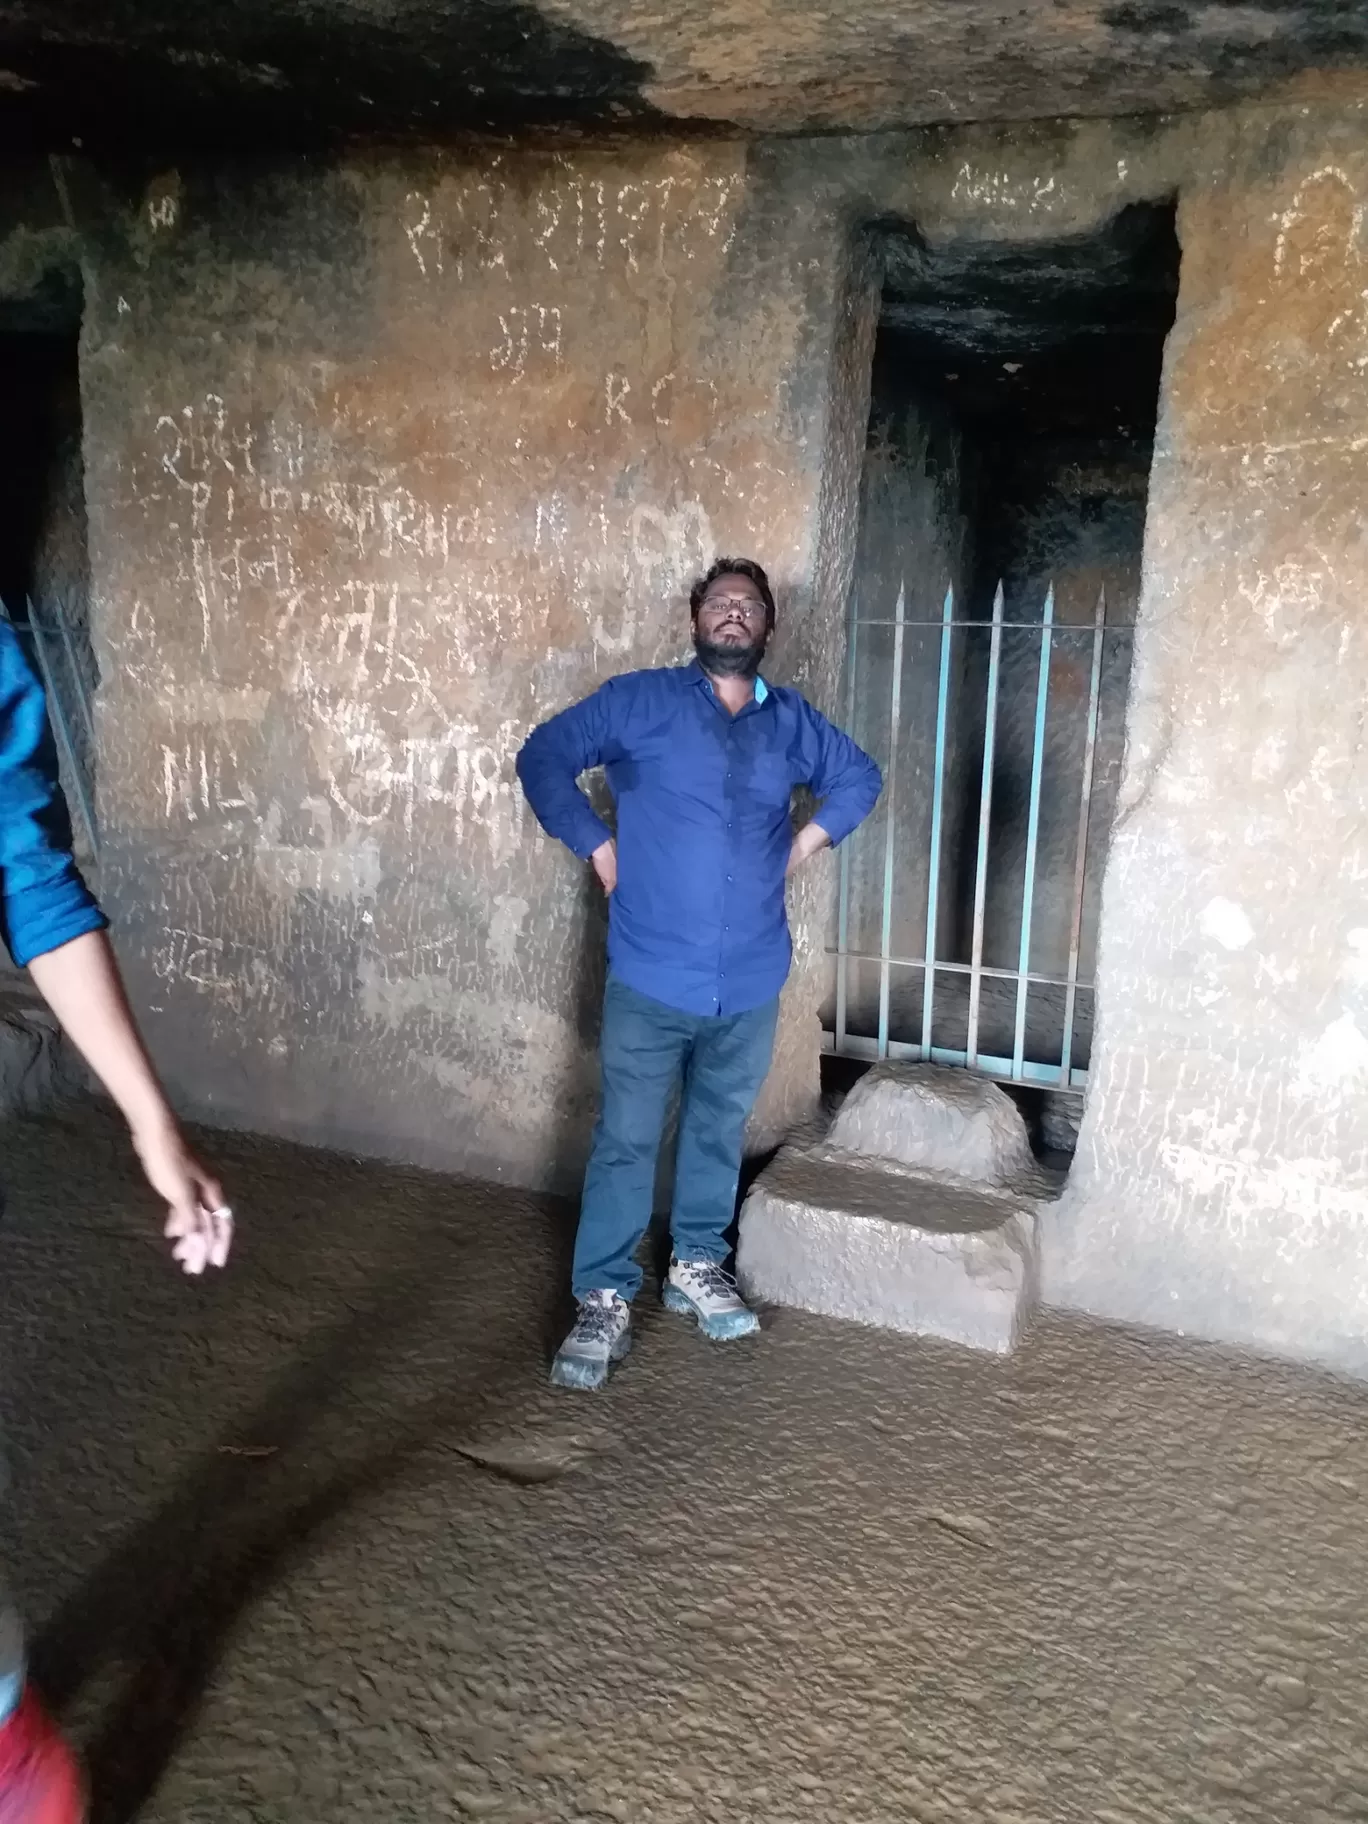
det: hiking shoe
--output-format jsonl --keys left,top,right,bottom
{"left": 663, "top": 1258, "right": 760, "bottom": 1341}
{"left": 0, "top": 1689, "right": 86, "bottom": 1824}
{"left": 550, "top": 1291, "right": 631, "bottom": 1391}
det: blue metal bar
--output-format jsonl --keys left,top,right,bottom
{"left": 966, "top": 581, "right": 1004, "bottom": 1069}
{"left": 921, "top": 584, "right": 953, "bottom": 1059}
{"left": 50, "top": 591, "right": 97, "bottom": 757}
{"left": 1060, "top": 587, "right": 1107, "bottom": 1084}
{"left": 1012, "top": 584, "right": 1054, "bottom": 1079}
{"left": 820, "top": 1026, "right": 1090, "bottom": 1091}
{"left": 824, "top": 943, "right": 1080, "bottom": 991}
{"left": 848, "top": 617, "right": 1133, "bottom": 632}
{"left": 876, "top": 581, "right": 907, "bottom": 1059}
{"left": 835, "top": 602, "right": 859, "bottom": 1053}
{"left": 21, "top": 599, "right": 99, "bottom": 859}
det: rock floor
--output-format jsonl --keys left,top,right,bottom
{"left": 2, "top": 1103, "right": 1366, "bottom": 1823}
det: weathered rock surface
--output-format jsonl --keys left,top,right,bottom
{"left": 3, "top": 93, "right": 1367, "bottom": 1377}
{"left": 827, "top": 1061, "right": 1038, "bottom": 1186}
{"left": 738, "top": 1146, "right": 1039, "bottom": 1352}
{"left": 738, "top": 1064, "right": 1053, "bottom": 1352}
{"left": 0, "top": 985, "right": 81, "bottom": 1118}
{"left": 0, "top": 2, "right": 1363, "bottom": 145}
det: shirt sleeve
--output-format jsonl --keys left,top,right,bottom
{"left": 0, "top": 618, "right": 107, "bottom": 968}
{"left": 515, "top": 679, "right": 622, "bottom": 861}
{"left": 797, "top": 699, "right": 883, "bottom": 849}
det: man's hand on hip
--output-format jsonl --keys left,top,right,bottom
{"left": 591, "top": 838, "right": 618, "bottom": 895}
{"left": 786, "top": 820, "right": 832, "bottom": 878}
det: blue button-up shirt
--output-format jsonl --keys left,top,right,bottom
{"left": 0, "top": 616, "right": 106, "bottom": 967}
{"left": 517, "top": 662, "right": 881, "bottom": 1016}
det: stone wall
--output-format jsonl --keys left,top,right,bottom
{"left": 69, "top": 143, "right": 865, "bottom": 1190}
{"left": 4, "top": 98, "right": 1368, "bottom": 1372}
{"left": 1045, "top": 97, "right": 1368, "bottom": 1375}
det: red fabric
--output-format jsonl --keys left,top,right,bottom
{"left": 0, "top": 1691, "right": 85, "bottom": 1824}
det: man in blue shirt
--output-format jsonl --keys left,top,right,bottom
{"left": 517, "top": 557, "right": 880, "bottom": 1390}
{"left": 0, "top": 614, "right": 233, "bottom": 1819}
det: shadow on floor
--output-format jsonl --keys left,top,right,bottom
{"left": 22, "top": 1118, "right": 569, "bottom": 1824}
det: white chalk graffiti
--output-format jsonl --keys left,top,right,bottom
{"left": 404, "top": 191, "right": 443, "bottom": 277}
{"left": 319, "top": 703, "right": 529, "bottom": 851}
{"left": 605, "top": 373, "right": 631, "bottom": 425}
{"left": 402, "top": 167, "right": 740, "bottom": 285}
{"left": 650, "top": 372, "right": 675, "bottom": 426}
{"left": 1273, "top": 165, "right": 1365, "bottom": 277}
{"left": 629, "top": 500, "right": 713, "bottom": 579}
{"left": 1236, "top": 558, "right": 1334, "bottom": 648}
{"left": 950, "top": 165, "right": 1059, "bottom": 210}
{"left": 153, "top": 927, "right": 232, "bottom": 997}
{"left": 126, "top": 165, "right": 742, "bottom": 1036}
{"left": 325, "top": 583, "right": 399, "bottom": 688}
{"left": 491, "top": 305, "right": 563, "bottom": 381}
{"left": 1267, "top": 164, "right": 1368, "bottom": 371}
{"left": 162, "top": 739, "right": 256, "bottom": 821}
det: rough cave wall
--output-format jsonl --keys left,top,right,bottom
{"left": 71, "top": 143, "right": 864, "bottom": 1191}
{"left": 1045, "top": 97, "right": 1368, "bottom": 1375}
{"left": 30, "top": 95, "right": 1368, "bottom": 1373}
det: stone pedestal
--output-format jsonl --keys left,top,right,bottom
{"left": 737, "top": 1064, "right": 1056, "bottom": 1353}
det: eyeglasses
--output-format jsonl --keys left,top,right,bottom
{"left": 699, "top": 594, "right": 767, "bottom": 620}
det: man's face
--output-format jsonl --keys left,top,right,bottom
{"left": 692, "top": 575, "right": 770, "bottom": 678}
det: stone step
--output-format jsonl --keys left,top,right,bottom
{"left": 737, "top": 1147, "right": 1041, "bottom": 1353}
{"left": 737, "top": 1061, "right": 1062, "bottom": 1355}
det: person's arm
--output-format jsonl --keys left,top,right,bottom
{"left": 0, "top": 621, "right": 230, "bottom": 1273}
{"left": 27, "top": 932, "right": 230, "bottom": 1271}
{"left": 787, "top": 702, "right": 882, "bottom": 876}
{"left": 516, "top": 681, "right": 622, "bottom": 892}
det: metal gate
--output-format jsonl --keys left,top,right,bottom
{"left": 6, "top": 594, "right": 99, "bottom": 859}
{"left": 825, "top": 579, "right": 1133, "bottom": 1090}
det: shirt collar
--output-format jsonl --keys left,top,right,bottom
{"left": 690, "top": 660, "right": 768, "bottom": 707}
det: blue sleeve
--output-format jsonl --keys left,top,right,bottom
{"left": 515, "top": 679, "right": 622, "bottom": 860}
{"left": 797, "top": 699, "right": 882, "bottom": 848}
{"left": 0, "top": 618, "right": 107, "bottom": 968}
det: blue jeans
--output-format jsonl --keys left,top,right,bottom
{"left": 573, "top": 975, "right": 780, "bottom": 1301}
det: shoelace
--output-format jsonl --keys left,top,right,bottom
{"left": 575, "top": 1298, "right": 624, "bottom": 1342}
{"left": 680, "top": 1260, "right": 740, "bottom": 1301}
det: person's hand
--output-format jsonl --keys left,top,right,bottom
{"left": 591, "top": 838, "right": 618, "bottom": 895}
{"left": 25, "top": 932, "right": 233, "bottom": 1275}
{"left": 130, "top": 1113, "right": 233, "bottom": 1275}
{"left": 786, "top": 821, "right": 832, "bottom": 878}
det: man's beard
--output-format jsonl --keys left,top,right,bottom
{"left": 693, "top": 624, "right": 769, "bottom": 679}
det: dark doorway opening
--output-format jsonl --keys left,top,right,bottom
{"left": 826, "top": 202, "right": 1180, "bottom": 1152}
{"left": 0, "top": 283, "right": 97, "bottom": 888}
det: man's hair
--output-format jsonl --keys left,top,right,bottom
{"left": 689, "top": 557, "right": 776, "bottom": 632}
